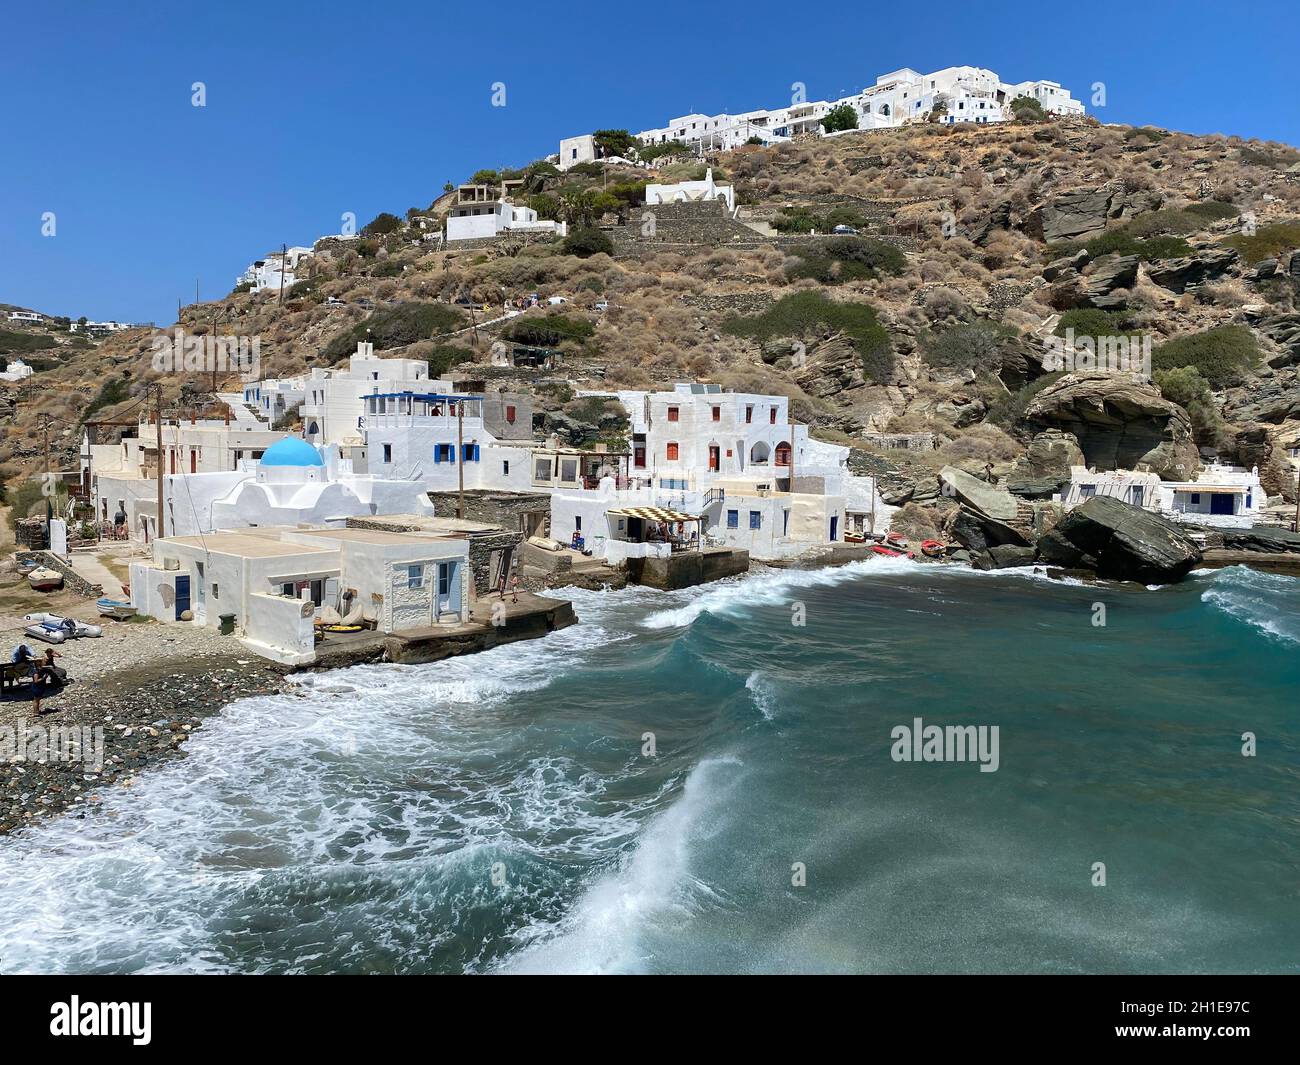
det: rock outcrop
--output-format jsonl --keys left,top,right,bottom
{"left": 1022, "top": 373, "right": 1200, "bottom": 479}
{"left": 1034, "top": 495, "right": 1202, "bottom": 583}
{"left": 1005, "top": 429, "right": 1085, "bottom": 498}
{"left": 1145, "top": 246, "right": 1239, "bottom": 294}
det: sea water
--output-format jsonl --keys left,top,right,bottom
{"left": 0, "top": 561, "right": 1295, "bottom": 974}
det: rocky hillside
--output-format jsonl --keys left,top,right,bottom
{"left": 6, "top": 114, "right": 1300, "bottom": 530}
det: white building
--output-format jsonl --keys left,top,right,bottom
{"left": 237, "top": 246, "right": 314, "bottom": 293}
{"left": 299, "top": 344, "right": 433, "bottom": 447}
{"left": 548, "top": 382, "right": 891, "bottom": 561}
{"left": 0, "top": 358, "right": 34, "bottom": 382}
{"left": 6, "top": 311, "right": 44, "bottom": 324}
{"left": 1059, "top": 463, "right": 1265, "bottom": 528}
{"left": 645, "top": 167, "right": 736, "bottom": 212}
{"left": 129, "top": 524, "right": 471, "bottom": 665}
{"left": 444, "top": 183, "right": 567, "bottom": 242}
{"left": 242, "top": 375, "right": 307, "bottom": 424}
{"left": 562, "top": 64, "right": 1084, "bottom": 162}
{"left": 70, "top": 320, "right": 134, "bottom": 335}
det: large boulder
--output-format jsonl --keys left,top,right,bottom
{"left": 1006, "top": 429, "right": 1085, "bottom": 498}
{"left": 1030, "top": 188, "right": 1117, "bottom": 242}
{"left": 1217, "top": 527, "right": 1300, "bottom": 553}
{"left": 1023, "top": 373, "right": 1200, "bottom": 479}
{"left": 939, "top": 466, "right": 1020, "bottom": 520}
{"left": 1082, "top": 254, "right": 1139, "bottom": 309}
{"left": 1145, "top": 246, "right": 1239, "bottom": 294}
{"left": 1035, "top": 496, "right": 1202, "bottom": 583}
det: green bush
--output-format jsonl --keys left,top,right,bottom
{"left": 502, "top": 314, "right": 594, "bottom": 348}
{"left": 722, "top": 290, "right": 894, "bottom": 383}
{"left": 1153, "top": 366, "right": 1225, "bottom": 447}
{"left": 562, "top": 227, "right": 614, "bottom": 258}
{"left": 322, "top": 303, "right": 466, "bottom": 362}
{"left": 370, "top": 260, "right": 403, "bottom": 278}
{"left": 637, "top": 140, "right": 691, "bottom": 163}
{"left": 1010, "top": 96, "right": 1047, "bottom": 123}
{"left": 1054, "top": 308, "right": 1138, "bottom": 338}
{"left": 921, "top": 321, "right": 1015, "bottom": 372}
{"left": 361, "top": 212, "right": 403, "bottom": 237}
{"left": 821, "top": 103, "right": 859, "bottom": 133}
{"left": 786, "top": 235, "right": 905, "bottom": 284}
{"left": 82, "top": 374, "right": 133, "bottom": 421}
{"left": 986, "top": 372, "right": 1066, "bottom": 428}
{"left": 1151, "top": 324, "right": 1258, "bottom": 388}
{"left": 1222, "top": 221, "right": 1300, "bottom": 264}
{"left": 0, "top": 330, "right": 56, "bottom": 354}
{"left": 426, "top": 344, "right": 472, "bottom": 377}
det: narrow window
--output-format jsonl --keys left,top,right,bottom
{"left": 666, "top": 442, "right": 679, "bottom": 461}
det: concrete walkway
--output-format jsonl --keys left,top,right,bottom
{"left": 67, "top": 550, "right": 126, "bottom": 598}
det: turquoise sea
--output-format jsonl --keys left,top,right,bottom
{"left": 0, "top": 559, "right": 1296, "bottom": 974}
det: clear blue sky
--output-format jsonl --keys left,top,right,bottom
{"left": 3, "top": 0, "right": 1296, "bottom": 326}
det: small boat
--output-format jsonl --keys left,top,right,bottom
{"left": 24, "top": 621, "right": 67, "bottom": 644}
{"left": 97, "top": 597, "right": 136, "bottom": 620}
{"left": 920, "top": 540, "right": 946, "bottom": 558}
{"left": 870, "top": 544, "right": 914, "bottom": 559}
{"left": 27, "top": 567, "right": 64, "bottom": 592}
{"left": 885, "top": 532, "right": 911, "bottom": 550}
{"left": 24, "top": 612, "right": 102, "bottom": 638}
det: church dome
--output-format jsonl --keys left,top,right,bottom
{"left": 260, "top": 436, "right": 324, "bottom": 467}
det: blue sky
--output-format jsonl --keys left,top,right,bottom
{"left": 2, "top": 0, "right": 1296, "bottom": 325}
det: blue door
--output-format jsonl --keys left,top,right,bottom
{"left": 829, "top": 516, "right": 839, "bottom": 541}
{"left": 174, "top": 575, "right": 191, "bottom": 619}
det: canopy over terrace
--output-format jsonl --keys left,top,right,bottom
{"left": 608, "top": 505, "right": 705, "bottom": 551}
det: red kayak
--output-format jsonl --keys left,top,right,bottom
{"left": 870, "top": 544, "right": 914, "bottom": 559}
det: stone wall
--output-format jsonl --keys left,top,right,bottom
{"left": 425, "top": 490, "right": 549, "bottom": 531}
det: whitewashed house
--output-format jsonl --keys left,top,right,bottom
{"left": 242, "top": 375, "right": 307, "bottom": 423}
{"left": 236, "top": 246, "right": 314, "bottom": 292}
{"left": 1058, "top": 463, "right": 1264, "bottom": 528}
{"left": 548, "top": 382, "right": 890, "bottom": 561}
{"left": 6, "top": 310, "right": 44, "bottom": 324}
{"left": 445, "top": 183, "right": 566, "bottom": 242}
{"left": 299, "top": 344, "right": 433, "bottom": 447}
{"left": 562, "top": 63, "right": 1084, "bottom": 161}
{"left": 0, "top": 358, "right": 34, "bottom": 382}
{"left": 129, "top": 524, "right": 470, "bottom": 665}
{"left": 645, "top": 168, "right": 736, "bottom": 212}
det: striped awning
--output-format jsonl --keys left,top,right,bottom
{"left": 608, "top": 506, "right": 701, "bottom": 522}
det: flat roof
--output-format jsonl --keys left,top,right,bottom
{"left": 165, "top": 532, "right": 337, "bottom": 558}
{"left": 293, "top": 528, "right": 450, "bottom": 545}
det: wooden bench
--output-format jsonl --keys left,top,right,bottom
{"left": 1, "top": 661, "right": 37, "bottom": 694}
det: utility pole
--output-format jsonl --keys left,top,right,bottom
{"left": 278, "top": 242, "right": 287, "bottom": 305}
{"left": 456, "top": 399, "right": 465, "bottom": 520}
{"left": 37, "top": 413, "right": 53, "bottom": 543}
{"left": 1294, "top": 468, "right": 1299, "bottom": 533}
{"left": 155, "top": 384, "right": 165, "bottom": 542}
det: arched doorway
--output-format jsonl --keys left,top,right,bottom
{"left": 750, "top": 441, "right": 771, "bottom": 465}
{"left": 775, "top": 442, "right": 792, "bottom": 467}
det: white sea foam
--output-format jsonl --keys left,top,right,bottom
{"left": 1201, "top": 565, "right": 1300, "bottom": 645}
{"left": 496, "top": 755, "right": 743, "bottom": 974}
{"left": 640, "top": 559, "right": 916, "bottom": 629}
{"left": 745, "top": 671, "right": 779, "bottom": 720}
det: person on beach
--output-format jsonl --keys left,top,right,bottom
{"left": 36, "top": 648, "right": 67, "bottom": 688}
{"left": 497, "top": 571, "right": 508, "bottom": 600}
{"left": 510, "top": 572, "right": 520, "bottom": 604}
{"left": 11, "top": 643, "right": 36, "bottom": 665}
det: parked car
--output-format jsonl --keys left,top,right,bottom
{"left": 832, "top": 224, "right": 858, "bottom": 235}
{"left": 547, "top": 295, "right": 569, "bottom": 306}
{"left": 355, "top": 297, "right": 374, "bottom": 309}
{"left": 325, "top": 296, "right": 345, "bottom": 307}
{"left": 594, "top": 300, "right": 609, "bottom": 312}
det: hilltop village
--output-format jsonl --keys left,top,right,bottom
{"left": 5, "top": 62, "right": 1300, "bottom": 681}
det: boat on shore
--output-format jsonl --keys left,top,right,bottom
{"left": 97, "top": 597, "right": 136, "bottom": 620}
{"left": 27, "top": 567, "right": 64, "bottom": 592}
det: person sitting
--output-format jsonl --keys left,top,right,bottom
{"left": 11, "top": 643, "right": 36, "bottom": 666}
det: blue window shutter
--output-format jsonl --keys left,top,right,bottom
{"left": 434, "top": 447, "right": 442, "bottom": 464}
{"left": 473, "top": 444, "right": 481, "bottom": 462}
